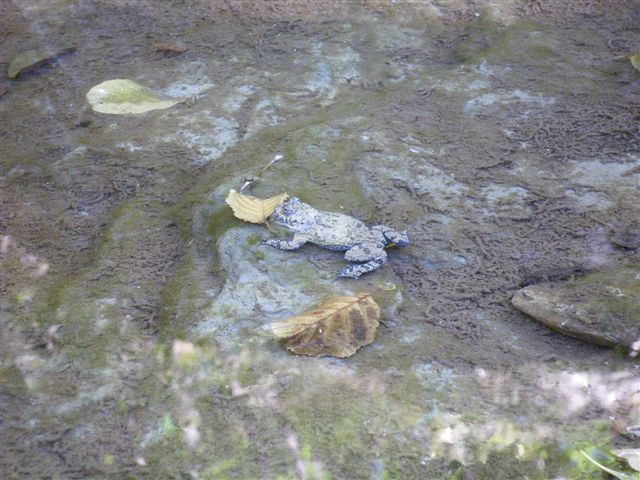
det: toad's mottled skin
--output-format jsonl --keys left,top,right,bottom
{"left": 262, "top": 197, "right": 409, "bottom": 278}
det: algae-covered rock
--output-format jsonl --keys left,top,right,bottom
{"left": 8, "top": 45, "right": 76, "bottom": 79}
{"left": 86, "top": 79, "right": 181, "bottom": 114}
{"left": 512, "top": 265, "right": 640, "bottom": 351}
{"left": 609, "top": 224, "right": 640, "bottom": 250}
{"left": 193, "top": 225, "right": 402, "bottom": 352}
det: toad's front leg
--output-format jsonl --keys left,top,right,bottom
{"left": 339, "top": 244, "right": 388, "bottom": 279}
{"left": 262, "top": 233, "right": 309, "bottom": 251}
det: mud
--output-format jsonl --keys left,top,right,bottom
{"left": 1, "top": 1, "right": 639, "bottom": 479}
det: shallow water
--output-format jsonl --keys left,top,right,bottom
{"left": 1, "top": 1, "right": 639, "bottom": 479}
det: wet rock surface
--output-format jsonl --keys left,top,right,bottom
{"left": 192, "top": 205, "right": 404, "bottom": 352}
{"left": 513, "top": 265, "right": 640, "bottom": 350}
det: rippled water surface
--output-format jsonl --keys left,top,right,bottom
{"left": 1, "top": 1, "right": 639, "bottom": 478}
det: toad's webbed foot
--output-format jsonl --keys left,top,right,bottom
{"left": 372, "top": 225, "right": 410, "bottom": 247}
{"left": 261, "top": 234, "right": 308, "bottom": 251}
{"left": 339, "top": 259, "right": 387, "bottom": 279}
{"left": 339, "top": 244, "right": 387, "bottom": 279}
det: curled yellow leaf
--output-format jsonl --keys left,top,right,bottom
{"left": 270, "top": 293, "right": 380, "bottom": 358}
{"left": 225, "top": 189, "right": 288, "bottom": 224}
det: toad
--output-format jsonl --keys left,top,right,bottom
{"left": 262, "top": 197, "right": 409, "bottom": 279}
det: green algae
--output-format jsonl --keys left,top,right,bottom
{"left": 246, "top": 233, "right": 262, "bottom": 246}
{"left": 592, "top": 266, "right": 640, "bottom": 315}
{"left": 280, "top": 134, "right": 374, "bottom": 215}
{"left": 454, "top": 21, "right": 561, "bottom": 67}
{"left": 453, "top": 21, "right": 612, "bottom": 96}
{"left": 283, "top": 379, "right": 413, "bottom": 478}
{"left": 18, "top": 196, "right": 191, "bottom": 375}
{"left": 0, "top": 365, "right": 27, "bottom": 395}
{"left": 202, "top": 457, "right": 242, "bottom": 479}
{"left": 156, "top": 252, "right": 211, "bottom": 342}
{"left": 288, "top": 407, "right": 377, "bottom": 476}
{"left": 138, "top": 344, "right": 265, "bottom": 478}
{"left": 145, "top": 396, "right": 286, "bottom": 479}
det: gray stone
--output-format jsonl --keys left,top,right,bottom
{"left": 8, "top": 45, "right": 75, "bottom": 79}
{"left": 512, "top": 265, "right": 640, "bottom": 351}
{"left": 193, "top": 225, "right": 403, "bottom": 351}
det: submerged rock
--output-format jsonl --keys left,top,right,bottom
{"left": 193, "top": 226, "right": 403, "bottom": 352}
{"left": 7, "top": 45, "right": 75, "bottom": 79}
{"left": 512, "top": 265, "right": 640, "bottom": 351}
{"left": 609, "top": 224, "right": 640, "bottom": 250}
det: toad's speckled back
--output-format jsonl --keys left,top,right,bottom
{"left": 263, "top": 197, "right": 409, "bottom": 278}
{"left": 269, "top": 197, "right": 385, "bottom": 250}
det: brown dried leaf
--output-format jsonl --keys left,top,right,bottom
{"left": 225, "top": 189, "right": 288, "bottom": 224}
{"left": 270, "top": 293, "right": 380, "bottom": 357}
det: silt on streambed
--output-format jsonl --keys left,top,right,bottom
{"left": 1, "top": 1, "right": 639, "bottom": 479}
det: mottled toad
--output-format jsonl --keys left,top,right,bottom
{"left": 262, "top": 197, "right": 409, "bottom": 278}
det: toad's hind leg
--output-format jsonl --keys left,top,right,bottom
{"left": 339, "top": 245, "right": 387, "bottom": 279}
